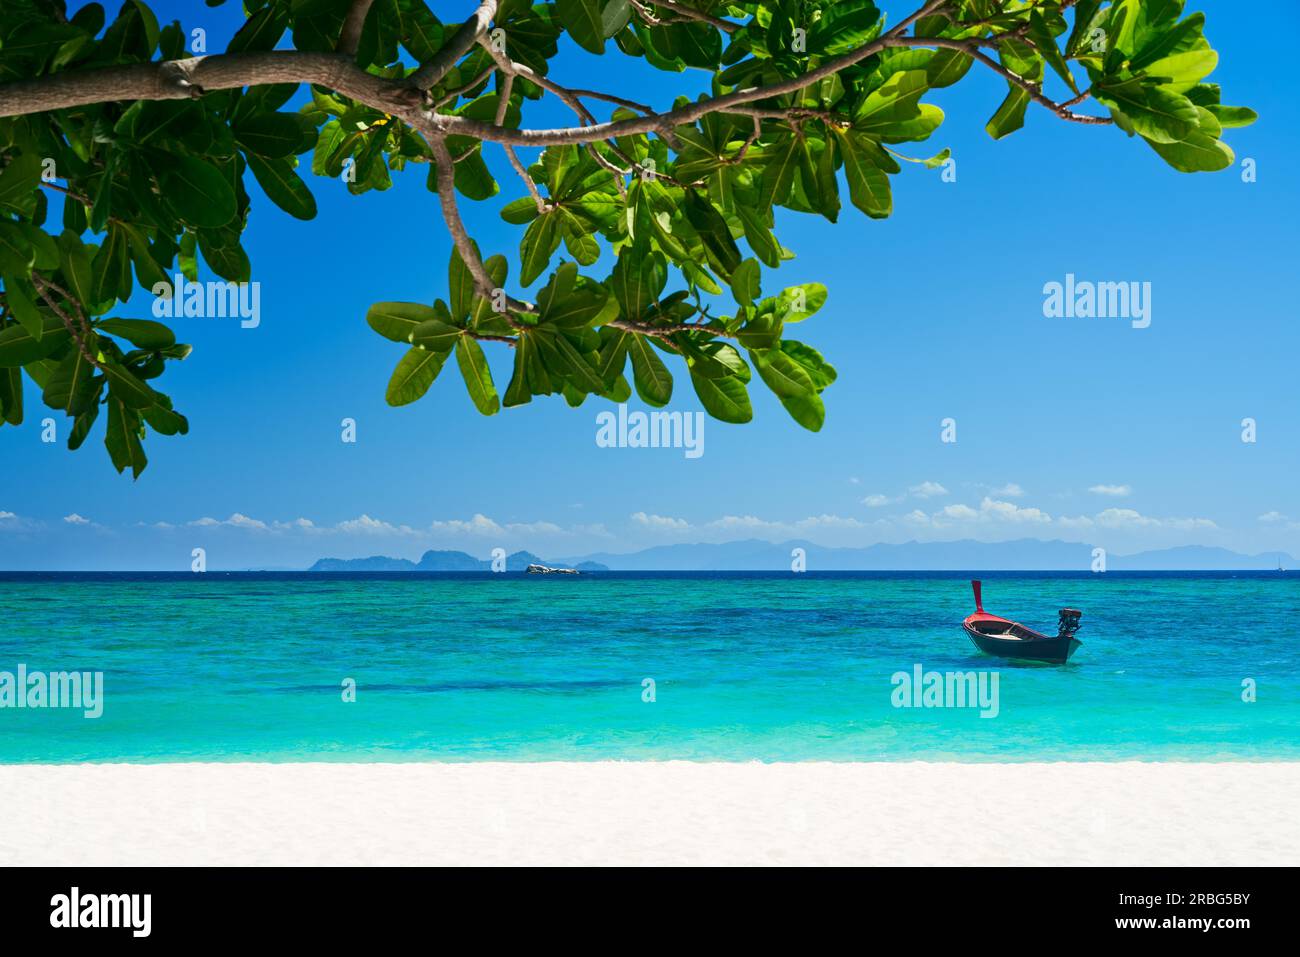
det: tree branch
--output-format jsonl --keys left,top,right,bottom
{"left": 428, "top": 136, "right": 533, "bottom": 322}
{"left": 418, "top": 34, "right": 1109, "bottom": 146}
{"left": 32, "top": 272, "right": 102, "bottom": 371}
{"left": 405, "top": 0, "right": 499, "bottom": 91}
{"left": 0, "top": 28, "right": 1109, "bottom": 141}
{"left": 0, "top": 50, "right": 420, "bottom": 119}
{"left": 338, "top": 0, "right": 376, "bottom": 56}
{"left": 645, "top": 1, "right": 741, "bottom": 34}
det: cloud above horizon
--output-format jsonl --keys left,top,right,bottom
{"left": 1089, "top": 484, "right": 1133, "bottom": 497}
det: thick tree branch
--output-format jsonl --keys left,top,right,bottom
{"left": 405, "top": 0, "right": 499, "bottom": 91}
{"left": 338, "top": 0, "right": 376, "bottom": 56}
{"left": 0, "top": 50, "right": 420, "bottom": 118}
{"left": 0, "top": 31, "right": 1109, "bottom": 141}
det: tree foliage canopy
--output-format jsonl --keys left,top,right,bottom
{"left": 0, "top": 0, "right": 1254, "bottom": 476}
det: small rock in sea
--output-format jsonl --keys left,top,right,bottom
{"left": 525, "top": 563, "right": 580, "bottom": 575}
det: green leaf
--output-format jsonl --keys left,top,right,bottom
{"left": 91, "top": 226, "right": 131, "bottom": 304}
{"left": 42, "top": 344, "right": 99, "bottom": 416}
{"left": 0, "top": 316, "right": 69, "bottom": 366}
{"left": 0, "top": 153, "right": 41, "bottom": 216}
{"left": 535, "top": 329, "right": 605, "bottom": 394}
{"left": 684, "top": 193, "right": 741, "bottom": 276}
{"left": 1096, "top": 79, "right": 1199, "bottom": 143}
{"left": 409, "top": 317, "right": 462, "bottom": 352}
{"left": 504, "top": 333, "right": 535, "bottom": 407}
{"left": 3, "top": 279, "right": 44, "bottom": 340}
{"left": 1143, "top": 131, "right": 1233, "bottom": 172}
{"left": 57, "top": 232, "right": 100, "bottom": 314}
{"left": 102, "top": 358, "right": 159, "bottom": 409}
{"left": 386, "top": 345, "right": 448, "bottom": 406}
{"left": 141, "top": 398, "right": 188, "bottom": 437}
{"left": 455, "top": 336, "right": 499, "bottom": 415}
{"left": 596, "top": 329, "right": 630, "bottom": 388}
{"left": 159, "top": 156, "right": 237, "bottom": 229}
{"left": 555, "top": 0, "right": 605, "bottom": 55}
{"left": 245, "top": 153, "right": 318, "bottom": 220}
{"left": 234, "top": 113, "right": 305, "bottom": 158}
{"left": 730, "top": 258, "right": 761, "bottom": 306}
{"left": 781, "top": 340, "right": 838, "bottom": 389}
{"left": 777, "top": 283, "right": 829, "bottom": 322}
{"left": 985, "top": 84, "right": 1031, "bottom": 140}
{"left": 838, "top": 132, "right": 892, "bottom": 218}
{"left": 227, "top": 4, "right": 288, "bottom": 53}
{"left": 689, "top": 368, "right": 752, "bottom": 424}
{"left": 611, "top": 248, "right": 667, "bottom": 319}
{"left": 734, "top": 204, "right": 782, "bottom": 268}
{"left": 855, "top": 71, "right": 929, "bottom": 130}
{"left": 519, "top": 213, "right": 561, "bottom": 287}
{"left": 196, "top": 230, "right": 251, "bottom": 283}
{"left": 927, "top": 48, "right": 973, "bottom": 88}
{"left": 751, "top": 346, "right": 815, "bottom": 398}
{"left": 0, "top": 367, "right": 23, "bottom": 425}
{"left": 758, "top": 136, "right": 801, "bottom": 211}
{"left": 628, "top": 334, "right": 672, "bottom": 406}
{"left": 104, "top": 395, "right": 147, "bottom": 478}
{"left": 0, "top": 221, "right": 36, "bottom": 276}
{"left": 95, "top": 318, "right": 175, "bottom": 349}
{"left": 67, "top": 400, "right": 99, "bottom": 449}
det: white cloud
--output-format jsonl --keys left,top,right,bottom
{"left": 1057, "top": 515, "right": 1095, "bottom": 529}
{"left": 979, "top": 498, "right": 1052, "bottom": 524}
{"left": 631, "top": 512, "right": 691, "bottom": 530}
{"left": 426, "top": 514, "right": 571, "bottom": 537}
{"left": 62, "top": 513, "right": 91, "bottom": 525}
{"left": 707, "top": 514, "right": 777, "bottom": 530}
{"left": 188, "top": 513, "right": 270, "bottom": 531}
{"left": 990, "top": 483, "right": 1025, "bottom": 498}
{"left": 791, "top": 514, "right": 870, "bottom": 530}
{"left": 226, "top": 513, "right": 267, "bottom": 530}
{"left": 1094, "top": 507, "right": 1215, "bottom": 531}
{"left": 272, "top": 518, "right": 316, "bottom": 531}
{"left": 861, "top": 494, "right": 898, "bottom": 507}
{"left": 1259, "top": 511, "right": 1288, "bottom": 524}
{"left": 428, "top": 513, "right": 502, "bottom": 535}
{"left": 1, "top": 510, "right": 18, "bottom": 520}
{"left": 909, "top": 481, "right": 949, "bottom": 499}
{"left": 700, "top": 513, "right": 873, "bottom": 533}
{"left": 1089, "top": 484, "right": 1132, "bottom": 497}
{"left": 910, "top": 498, "right": 1052, "bottom": 528}
{"left": 337, "top": 514, "right": 419, "bottom": 536}
{"left": 505, "top": 520, "right": 564, "bottom": 535}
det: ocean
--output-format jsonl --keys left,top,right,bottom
{"left": 1, "top": 571, "right": 1296, "bottom": 762}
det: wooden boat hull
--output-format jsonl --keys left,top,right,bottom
{"left": 963, "top": 622, "right": 1081, "bottom": 663}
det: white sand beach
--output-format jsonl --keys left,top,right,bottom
{"left": 2, "top": 761, "right": 1296, "bottom": 866}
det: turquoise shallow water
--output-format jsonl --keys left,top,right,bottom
{"left": 1, "top": 571, "right": 1297, "bottom": 762}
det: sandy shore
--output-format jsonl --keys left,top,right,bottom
{"left": 2, "top": 761, "right": 1295, "bottom": 866}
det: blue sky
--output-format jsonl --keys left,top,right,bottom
{"left": 2, "top": 0, "right": 1297, "bottom": 570}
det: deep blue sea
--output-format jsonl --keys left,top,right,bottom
{"left": 1, "top": 571, "right": 1296, "bottom": 762}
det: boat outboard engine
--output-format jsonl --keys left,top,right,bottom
{"left": 1057, "top": 608, "right": 1083, "bottom": 639}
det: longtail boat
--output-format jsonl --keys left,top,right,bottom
{"left": 962, "top": 580, "right": 1082, "bottom": 663}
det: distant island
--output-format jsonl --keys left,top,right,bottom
{"left": 309, "top": 549, "right": 609, "bottom": 573}
{"left": 307, "top": 540, "right": 1294, "bottom": 573}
